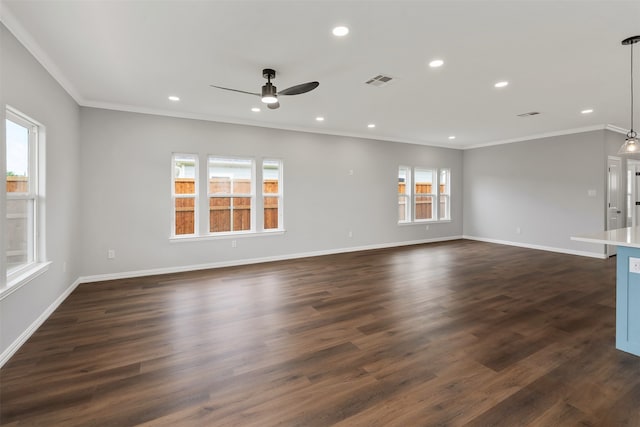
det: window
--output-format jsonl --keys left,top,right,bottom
{"left": 208, "top": 157, "right": 254, "bottom": 233}
{"left": 5, "top": 109, "right": 42, "bottom": 280}
{"left": 439, "top": 168, "right": 450, "bottom": 220}
{"left": 398, "top": 165, "right": 451, "bottom": 223}
{"left": 414, "top": 168, "right": 435, "bottom": 221}
{"left": 263, "top": 159, "right": 283, "bottom": 230}
{"left": 172, "top": 154, "right": 198, "bottom": 236}
{"left": 398, "top": 166, "right": 411, "bottom": 223}
{"left": 172, "top": 155, "right": 283, "bottom": 238}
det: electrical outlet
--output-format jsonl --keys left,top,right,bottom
{"left": 348, "top": 230, "right": 353, "bottom": 238}
{"left": 107, "top": 249, "right": 115, "bottom": 259}
{"left": 231, "top": 240, "right": 237, "bottom": 248}
{"left": 425, "top": 225, "right": 429, "bottom": 231}
{"left": 516, "top": 227, "right": 521, "bottom": 235}
{"left": 630, "top": 257, "right": 640, "bottom": 274}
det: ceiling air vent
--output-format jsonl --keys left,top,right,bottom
{"left": 365, "top": 74, "right": 394, "bottom": 87}
{"left": 517, "top": 111, "right": 541, "bottom": 117}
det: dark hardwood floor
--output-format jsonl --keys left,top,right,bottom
{"left": 2, "top": 239, "right": 640, "bottom": 426}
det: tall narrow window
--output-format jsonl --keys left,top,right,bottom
{"left": 6, "top": 110, "right": 40, "bottom": 278}
{"left": 439, "top": 168, "right": 451, "bottom": 220}
{"left": 172, "top": 154, "right": 198, "bottom": 236}
{"left": 263, "top": 159, "right": 282, "bottom": 230}
{"left": 398, "top": 166, "right": 411, "bottom": 223}
{"left": 414, "top": 168, "right": 435, "bottom": 221}
{"left": 208, "top": 157, "right": 254, "bottom": 233}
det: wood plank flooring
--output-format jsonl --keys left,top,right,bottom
{"left": 2, "top": 239, "right": 640, "bottom": 426}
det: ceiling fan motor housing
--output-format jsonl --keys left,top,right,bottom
{"left": 263, "top": 68, "right": 276, "bottom": 80}
{"left": 262, "top": 83, "right": 277, "bottom": 99}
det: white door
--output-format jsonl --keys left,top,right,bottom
{"left": 607, "top": 157, "right": 623, "bottom": 256}
{"left": 627, "top": 160, "right": 640, "bottom": 228}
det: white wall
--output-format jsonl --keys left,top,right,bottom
{"left": 79, "top": 107, "right": 463, "bottom": 277}
{"left": 0, "top": 24, "right": 81, "bottom": 359}
{"left": 462, "top": 130, "right": 607, "bottom": 257}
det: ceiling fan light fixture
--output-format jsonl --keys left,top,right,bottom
{"left": 619, "top": 35, "right": 640, "bottom": 155}
{"left": 261, "top": 83, "right": 278, "bottom": 104}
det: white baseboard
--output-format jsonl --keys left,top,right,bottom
{"left": 462, "top": 235, "right": 607, "bottom": 259}
{"left": 78, "top": 236, "right": 464, "bottom": 284}
{"left": 0, "top": 278, "right": 82, "bottom": 368}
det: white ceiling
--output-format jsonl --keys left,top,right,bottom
{"left": 2, "top": 1, "right": 639, "bottom": 149}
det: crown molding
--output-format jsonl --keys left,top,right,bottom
{"left": 464, "top": 125, "right": 609, "bottom": 150}
{"left": 606, "top": 124, "right": 629, "bottom": 135}
{"left": 0, "top": 4, "right": 84, "bottom": 104}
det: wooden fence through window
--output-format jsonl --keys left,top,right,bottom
{"left": 173, "top": 178, "right": 279, "bottom": 235}
{"left": 398, "top": 182, "right": 446, "bottom": 220}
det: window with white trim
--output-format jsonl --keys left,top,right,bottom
{"left": 172, "top": 153, "right": 198, "bottom": 236}
{"left": 398, "top": 166, "right": 411, "bottom": 223}
{"left": 6, "top": 109, "right": 42, "bottom": 280}
{"left": 263, "top": 159, "right": 283, "bottom": 230}
{"left": 439, "top": 168, "right": 451, "bottom": 220}
{"left": 208, "top": 157, "right": 255, "bottom": 234}
{"left": 414, "top": 168, "right": 435, "bottom": 221}
{"left": 398, "top": 165, "right": 451, "bottom": 223}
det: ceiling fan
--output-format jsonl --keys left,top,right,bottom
{"left": 210, "top": 68, "right": 319, "bottom": 110}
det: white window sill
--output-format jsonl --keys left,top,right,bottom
{"left": 170, "top": 229, "right": 286, "bottom": 243}
{"left": 397, "top": 220, "right": 452, "bottom": 226}
{"left": 0, "top": 261, "right": 51, "bottom": 301}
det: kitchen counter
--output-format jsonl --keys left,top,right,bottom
{"left": 572, "top": 227, "right": 640, "bottom": 357}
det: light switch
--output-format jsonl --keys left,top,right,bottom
{"left": 630, "top": 257, "right": 640, "bottom": 274}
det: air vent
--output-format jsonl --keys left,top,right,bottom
{"left": 517, "top": 111, "right": 541, "bottom": 117}
{"left": 365, "top": 74, "right": 394, "bottom": 87}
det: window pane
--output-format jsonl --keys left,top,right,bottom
{"left": 398, "top": 195, "right": 409, "bottom": 222}
{"left": 6, "top": 199, "right": 34, "bottom": 271}
{"left": 398, "top": 167, "right": 408, "bottom": 195}
{"left": 264, "top": 160, "right": 280, "bottom": 230}
{"left": 439, "top": 169, "right": 450, "bottom": 220}
{"left": 173, "top": 155, "right": 196, "bottom": 195}
{"left": 209, "top": 158, "right": 252, "bottom": 195}
{"left": 264, "top": 196, "right": 279, "bottom": 229}
{"left": 6, "top": 119, "right": 30, "bottom": 193}
{"left": 415, "top": 169, "right": 434, "bottom": 195}
{"left": 210, "top": 197, "right": 230, "bottom": 233}
{"left": 233, "top": 197, "right": 252, "bottom": 231}
{"left": 415, "top": 195, "right": 434, "bottom": 220}
{"left": 175, "top": 197, "right": 195, "bottom": 235}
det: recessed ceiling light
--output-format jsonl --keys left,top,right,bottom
{"left": 368, "top": 123, "right": 376, "bottom": 128}
{"left": 581, "top": 109, "right": 594, "bottom": 114}
{"left": 251, "top": 107, "right": 261, "bottom": 112}
{"left": 494, "top": 81, "right": 509, "bottom": 88}
{"left": 168, "top": 95, "right": 180, "bottom": 101}
{"left": 316, "top": 116, "right": 325, "bottom": 122}
{"left": 429, "top": 59, "right": 444, "bottom": 68}
{"left": 332, "top": 26, "right": 349, "bottom": 37}
{"left": 448, "top": 136, "right": 456, "bottom": 140}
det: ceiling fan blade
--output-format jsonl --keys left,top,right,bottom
{"left": 278, "top": 81, "right": 319, "bottom": 96}
{"left": 209, "top": 85, "right": 260, "bottom": 97}
{"left": 267, "top": 101, "right": 280, "bottom": 110}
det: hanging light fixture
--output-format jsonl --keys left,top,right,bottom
{"left": 619, "top": 35, "right": 640, "bottom": 154}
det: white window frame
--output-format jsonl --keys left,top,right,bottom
{"left": 4, "top": 107, "right": 48, "bottom": 292}
{"left": 171, "top": 153, "right": 199, "bottom": 238}
{"left": 398, "top": 166, "right": 411, "bottom": 224}
{"left": 413, "top": 167, "right": 436, "bottom": 222}
{"left": 263, "top": 159, "right": 284, "bottom": 231}
{"left": 207, "top": 156, "right": 256, "bottom": 235}
{"left": 398, "top": 165, "right": 451, "bottom": 225}
{"left": 439, "top": 168, "right": 451, "bottom": 221}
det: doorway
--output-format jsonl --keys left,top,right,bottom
{"left": 607, "top": 156, "right": 623, "bottom": 256}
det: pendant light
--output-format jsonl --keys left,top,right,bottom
{"left": 618, "top": 35, "right": 640, "bottom": 155}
